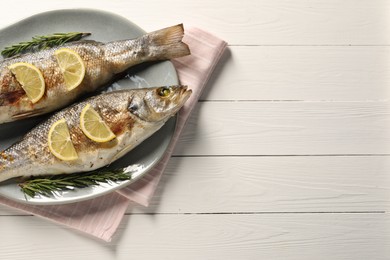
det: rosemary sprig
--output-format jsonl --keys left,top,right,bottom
{"left": 18, "top": 168, "right": 131, "bottom": 198}
{"left": 1, "top": 32, "right": 91, "bottom": 58}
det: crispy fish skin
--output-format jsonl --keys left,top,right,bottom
{"left": 0, "top": 86, "right": 191, "bottom": 183}
{"left": 0, "top": 24, "right": 190, "bottom": 123}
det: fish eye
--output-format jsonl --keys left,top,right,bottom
{"left": 157, "top": 87, "right": 171, "bottom": 97}
{"left": 128, "top": 103, "right": 138, "bottom": 112}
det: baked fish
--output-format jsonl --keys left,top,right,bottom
{"left": 0, "top": 24, "right": 190, "bottom": 124}
{"left": 0, "top": 85, "right": 191, "bottom": 183}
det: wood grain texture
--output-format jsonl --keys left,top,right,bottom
{"left": 0, "top": 0, "right": 387, "bottom": 45}
{"left": 174, "top": 101, "right": 390, "bottom": 155}
{"left": 139, "top": 156, "right": 390, "bottom": 213}
{"left": 0, "top": 1, "right": 389, "bottom": 259}
{"left": 203, "top": 46, "right": 390, "bottom": 101}
{"left": 1, "top": 156, "right": 388, "bottom": 215}
{"left": 0, "top": 214, "right": 389, "bottom": 260}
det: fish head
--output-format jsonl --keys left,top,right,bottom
{"left": 128, "top": 85, "right": 191, "bottom": 122}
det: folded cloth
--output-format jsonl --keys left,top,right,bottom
{"left": 117, "top": 27, "right": 228, "bottom": 205}
{"left": 0, "top": 26, "right": 228, "bottom": 242}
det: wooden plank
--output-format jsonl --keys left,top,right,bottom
{"left": 135, "top": 156, "right": 390, "bottom": 213}
{"left": 173, "top": 101, "right": 390, "bottom": 155}
{"left": 0, "top": 0, "right": 388, "bottom": 45}
{"left": 0, "top": 156, "right": 390, "bottom": 215}
{"left": 2, "top": 156, "right": 388, "bottom": 215}
{"left": 0, "top": 213, "right": 388, "bottom": 259}
{"left": 203, "top": 46, "right": 390, "bottom": 101}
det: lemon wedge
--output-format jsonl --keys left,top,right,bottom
{"left": 8, "top": 62, "right": 45, "bottom": 103}
{"left": 48, "top": 118, "right": 78, "bottom": 161}
{"left": 80, "top": 103, "right": 116, "bottom": 143}
{"left": 54, "top": 48, "right": 85, "bottom": 90}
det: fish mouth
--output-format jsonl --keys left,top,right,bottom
{"left": 178, "top": 85, "right": 192, "bottom": 105}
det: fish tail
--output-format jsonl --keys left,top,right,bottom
{"left": 104, "top": 24, "right": 191, "bottom": 73}
{"left": 145, "top": 24, "right": 190, "bottom": 59}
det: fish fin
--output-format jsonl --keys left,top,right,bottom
{"left": 12, "top": 109, "right": 45, "bottom": 120}
{"left": 0, "top": 90, "right": 25, "bottom": 105}
{"left": 146, "top": 24, "right": 190, "bottom": 59}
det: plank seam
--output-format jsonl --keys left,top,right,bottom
{"left": 124, "top": 211, "right": 386, "bottom": 216}
{"left": 230, "top": 44, "right": 390, "bottom": 47}
{"left": 172, "top": 154, "right": 390, "bottom": 158}
{"left": 198, "top": 100, "right": 390, "bottom": 102}
{"left": 0, "top": 211, "right": 386, "bottom": 217}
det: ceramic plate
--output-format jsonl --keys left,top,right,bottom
{"left": 0, "top": 9, "right": 179, "bottom": 205}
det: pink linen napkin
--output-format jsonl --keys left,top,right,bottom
{"left": 117, "top": 27, "right": 227, "bottom": 206}
{"left": 0, "top": 26, "right": 228, "bottom": 242}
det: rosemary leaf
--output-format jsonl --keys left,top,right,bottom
{"left": 18, "top": 168, "right": 131, "bottom": 198}
{"left": 1, "top": 32, "right": 91, "bottom": 58}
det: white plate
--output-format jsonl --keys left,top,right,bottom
{"left": 0, "top": 9, "right": 178, "bottom": 205}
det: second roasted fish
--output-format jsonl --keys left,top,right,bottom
{"left": 0, "top": 24, "right": 190, "bottom": 124}
{"left": 0, "top": 85, "right": 191, "bottom": 183}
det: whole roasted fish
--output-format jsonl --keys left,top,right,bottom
{"left": 0, "top": 85, "right": 191, "bottom": 183}
{"left": 0, "top": 24, "right": 190, "bottom": 124}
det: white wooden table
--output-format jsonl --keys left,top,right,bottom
{"left": 1, "top": 1, "right": 389, "bottom": 259}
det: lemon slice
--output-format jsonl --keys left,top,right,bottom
{"left": 48, "top": 118, "right": 78, "bottom": 161}
{"left": 8, "top": 62, "right": 45, "bottom": 103}
{"left": 54, "top": 48, "right": 85, "bottom": 90}
{"left": 80, "top": 103, "right": 116, "bottom": 143}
